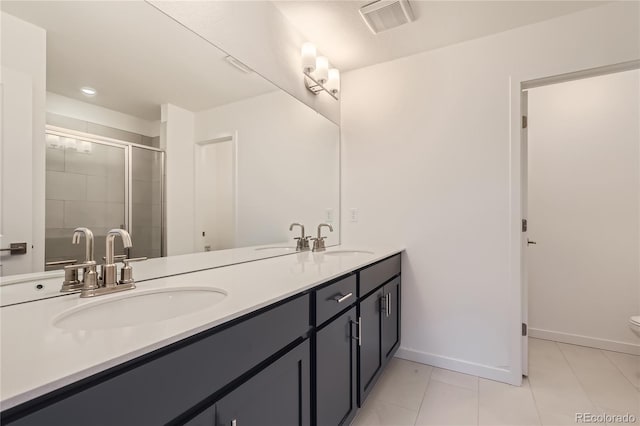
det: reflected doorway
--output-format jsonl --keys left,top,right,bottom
{"left": 195, "top": 135, "right": 237, "bottom": 252}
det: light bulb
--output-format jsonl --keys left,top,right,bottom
{"left": 326, "top": 68, "right": 340, "bottom": 94}
{"left": 315, "top": 56, "right": 329, "bottom": 84}
{"left": 301, "top": 42, "right": 316, "bottom": 74}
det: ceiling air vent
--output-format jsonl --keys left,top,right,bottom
{"left": 359, "top": 0, "right": 414, "bottom": 34}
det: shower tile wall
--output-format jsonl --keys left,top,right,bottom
{"left": 45, "top": 134, "right": 126, "bottom": 266}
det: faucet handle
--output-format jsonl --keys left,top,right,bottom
{"left": 102, "top": 254, "right": 127, "bottom": 261}
{"left": 64, "top": 261, "right": 97, "bottom": 271}
{"left": 119, "top": 257, "right": 147, "bottom": 285}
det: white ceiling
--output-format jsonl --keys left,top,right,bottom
{"left": 272, "top": 1, "right": 608, "bottom": 71}
{"left": 1, "top": 1, "right": 277, "bottom": 121}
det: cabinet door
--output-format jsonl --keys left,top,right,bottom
{"left": 216, "top": 340, "right": 310, "bottom": 426}
{"left": 316, "top": 307, "right": 358, "bottom": 426}
{"left": 358, "top": 287, "right": 383, "bottom": 404}
{"left": 382, "top": 278, "right": 400, "bottom": 361}
{"left": 184, "top": 407, "right": 215, "bottom": 426}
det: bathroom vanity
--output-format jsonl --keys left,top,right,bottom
{"left": 0, "top": 248, "right": 402, "bottom": 425}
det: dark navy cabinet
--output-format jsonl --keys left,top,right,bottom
{"left": 357, "top": 254, "right": 402, "bottom": 407}
{"left": 215, "top": 340, "right": 311, "bottom": 426}
{"left": 2, "top": 253, "right": 401, "bottom": 426}
{"left": 315, "top": 306, "right": 358, "bottom": 426}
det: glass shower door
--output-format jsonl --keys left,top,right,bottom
{"left": 130, "top": 147, "right": 164, "bottom": 259}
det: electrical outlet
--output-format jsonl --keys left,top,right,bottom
{"left": 350, "top": 208, "right": 358, "bottom": 222}
{"left": 325, "top": 208, "right": 334, "bottom": 223}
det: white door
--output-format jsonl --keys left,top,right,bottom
{"left": 521, "top": 89, "right": 529, "bottom": 376}
{"left": 0, "top": 67, "right": 34, "bottom": 276}
{"left": 194, "top": 136, "right": 236, "bottom": 252}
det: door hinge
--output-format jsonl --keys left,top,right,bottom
{"left": 522, "top": 115, "right": 528, "bottom": 129}
{"left": 522, "top": 323, "right": 528, "bottom": 336}
{"left": 521, "top": 219, "right": 527, "bottom": 232}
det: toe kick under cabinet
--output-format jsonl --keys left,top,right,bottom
{"left": 2, "top": 253, "right": 401, "bottom": 426}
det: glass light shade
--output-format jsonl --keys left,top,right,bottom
{"left": 315, "top": 56, "right": 329, "bottom": 84}
{"left": 326, "top": 68, "right": 340, "bottom": 94}
{"left": 301, "top": 42, "right": 316, "bottom": 73}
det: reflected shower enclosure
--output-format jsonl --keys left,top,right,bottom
{"left": 44, "top": 128, "right": 164, "bottom": 268}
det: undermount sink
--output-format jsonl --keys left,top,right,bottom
{"left": 53, "top": 287, "right": 227, "bottom": 331}
{"left": 324, "top": 250, "right": 374, "bottom": 256}
{"left": 254, "top": 246, "right": 296, "bottom": 252}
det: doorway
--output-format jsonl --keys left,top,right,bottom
{"left": 521, "top": 64, "right": 640, "bottom": 375}
{"left": 194, "top": 135, "right": 237, "bottom": 252}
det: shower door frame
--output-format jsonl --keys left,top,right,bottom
{"left": 45, "top": 125, "right": 166, "bottom": 260}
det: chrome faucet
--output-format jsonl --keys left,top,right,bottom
{"left": 59, "top": 227, "right": 95, "bottom": 292}
{"left": 103, "top": 229, "right": 133, "bottom": 288}
{"left": 72, "top": 227, "right": 95, "bottom": 264}
{"left": 63, "top": 228, "right": 146, "bottom": 298}
{"left": 311, "top": 223, "right": 333, "bottom": 252}
{"left": 70, "top": 227, "right": 98, "bottom": 291}
{"left": 289, "top": 223, "right": 310, "bottom": 251}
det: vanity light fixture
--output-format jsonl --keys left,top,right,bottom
{"left": 301, "top": 43, "right": 340, "bottom": 100}
{"left": 80, "top": 86, "right": 97, "bottom": 97}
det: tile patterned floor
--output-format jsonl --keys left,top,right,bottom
{"left": 351, "top": 338, "right": 640, "bottom": 425}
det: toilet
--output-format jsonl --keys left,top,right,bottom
{"left": 629, "top": 316, "right": 640, "bottom": 337}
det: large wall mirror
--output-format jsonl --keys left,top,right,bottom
{"left": 0, "top": 1, "right": 340, "bottom": 282}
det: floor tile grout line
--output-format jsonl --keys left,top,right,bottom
{"left": 555, "top": 341, "right": 602, "bottom": 416}
{"left": 600, "top": 349, "right": 640, "bottom": 391}
{"left": 524, "top": 375, "right": 545, "bottom": 426}
{"left": 412, "top": 366, "right": 434, "bottom": 425}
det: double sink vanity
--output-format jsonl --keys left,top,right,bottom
{"left": 1, "top": 241, "right": 403, "bottom": 425}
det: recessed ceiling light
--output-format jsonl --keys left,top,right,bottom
{"left": 81, "top": 86, "right": 97, "bottom": 96}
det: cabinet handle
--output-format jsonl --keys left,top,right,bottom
{"left": 350, "top": 318, "right": 362, "bottom": 347}
{"left": 333, "top": 292, "right": 353, "bottom": 303}
{"left": 387, "top": 292, "right": 392, "bottom": 317}
{"left": 381, "top": 294, "right": 387, "bottom": 315}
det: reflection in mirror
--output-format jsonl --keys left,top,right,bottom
{"left": 0, "top": 1, "right": 340, "bottom": 284}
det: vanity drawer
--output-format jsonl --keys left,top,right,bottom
{"left": 8, "top": 294, "right": 310, "bottom": 426}
{"left": 315, "top": 274, "right": 357, "bottom": 326}
{"left": 359, "top": 254, "right": 401, "bottom": 296}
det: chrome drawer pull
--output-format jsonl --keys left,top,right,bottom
{"left": 333, "top": 292, "right": 353, "bottom": 303}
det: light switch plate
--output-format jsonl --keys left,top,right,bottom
{"left": 350, "top": 208, "right": 358, "bottom": 222}
{"left": 325, "top": 208, "right": 334, "bottom": 223}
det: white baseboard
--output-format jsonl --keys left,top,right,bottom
{"left": 395, "top": 347, "right": 519, "bottom": 385}
{"left": 529, "top": 328, "right": 640, "bottom": 355}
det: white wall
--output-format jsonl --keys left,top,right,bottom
{"left": 47, "top": 92, "right": 161, "bottom": 137}
{"left": 0, "top": 12, "right": 46, "bottom": 275}
{"left": 149, "top": 1, "right": 340, "bottom": 125}
{"left": 160, "top": 103, "right": 195, "bottom": 255}
{"left": 194, "top": 90, "right": 340, "bottom": 248}
{"left": 528, "top": 70, "right": 640, "bottom": 354}
{"left": 341, "top": 2, "right": 640, "bottom": 384}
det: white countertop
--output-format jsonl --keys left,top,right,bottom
{"left": 0, "top": 245, "right": 403, "bottom": 411}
